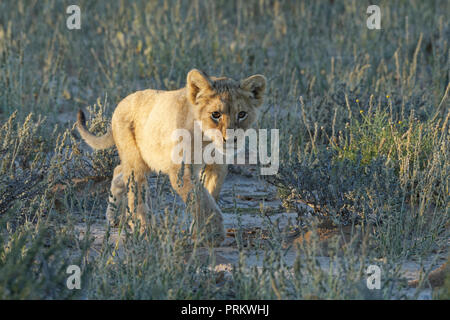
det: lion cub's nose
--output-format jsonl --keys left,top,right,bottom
{"left": 223, "top": 136, "right": 238, "bottom": 143}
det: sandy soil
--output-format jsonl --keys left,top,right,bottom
{"left": 73, "top": 166, "right": 447, "bottom": 299}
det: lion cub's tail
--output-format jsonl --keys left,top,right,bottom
{"left": 76, "top": 110, "right": 115, "bottom": 150}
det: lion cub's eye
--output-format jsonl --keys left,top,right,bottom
{"left": 211, "top": 111, "right": 222, "bottom": 120}
{"left": 238, "top": 111, "right": 247, "bottom": 120}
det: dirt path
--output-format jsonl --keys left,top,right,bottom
{"left": 75, "top": 168, "right": 446, "bottom": 299}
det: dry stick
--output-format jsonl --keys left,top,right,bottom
{"left": 431, "top": 82, "right": 450, "bottom": 123}
{"left": 90, "top": 47, "right": 114, "bottom": 87}
{"left": 407, "top": 33, "right": 423, "bottom": 90}
{"left": 344, "top": 93, "right": 352, "bottom": 120}
{"left": 394, "top": 49, "right": 401, "bottom": 88}
{"left": 299, "top": 96, "right": 316, "bottom": 153}
{"left": 331, "top": 107, "right": 337, "bottom": 146}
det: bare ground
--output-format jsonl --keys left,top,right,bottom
{"left": 72, "top": 165, "right": 447, "bottom": 299}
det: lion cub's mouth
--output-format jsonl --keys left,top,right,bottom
{"left": 202, "top": 128, "right": 247, "bottom": 157}
{"left": 211, "top": 140, "right": 245, "bottom": 156}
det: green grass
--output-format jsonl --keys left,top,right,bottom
{"left": 0, "top": 0, "right": 448, "bottom": 299}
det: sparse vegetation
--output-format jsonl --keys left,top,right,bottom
{"left": 0, "top": 0, "right": 448, "bottom": 299}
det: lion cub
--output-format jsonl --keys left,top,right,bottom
{"left": 77, "top": 69, "right": 266, "bottom": 244}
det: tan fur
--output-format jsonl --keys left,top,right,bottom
{"left": 77, "top": 69, "right": 266, "bottom": 245}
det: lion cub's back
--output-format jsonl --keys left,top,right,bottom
{"left": 115, "top": 88, "right": 192, "bottom": 173}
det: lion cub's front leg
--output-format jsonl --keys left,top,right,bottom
{"left": 169, "top": 164, "right": 225, "bottom": 245}
{"left": 201, "top": 164, "right": 228, "bottom": 201}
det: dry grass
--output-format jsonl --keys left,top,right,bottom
{"left": 0, "top": 0, "right": 448, "bottom": 299}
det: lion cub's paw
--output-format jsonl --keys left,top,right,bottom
{"left": 106, "top": 206, "right": 120, "bottom": 227}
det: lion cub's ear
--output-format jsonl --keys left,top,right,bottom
{"left": 240, "top": 75, "right": 266, "bottom": 102}
{"left": 187, "top": 69, "right": 213, "bottom": 105}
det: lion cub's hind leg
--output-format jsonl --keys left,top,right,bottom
{"left": 106, "top": 165, "right": 126, "bottom": 226}
{"left": 122, "top": 167, "right": 149, "bottom": 233}
{"left": 111, "top": 115, "right": 151, "bottom": 233}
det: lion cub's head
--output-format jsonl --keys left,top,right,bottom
{"left": 186, "top": 69, "right": 266, "bottom": 150}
